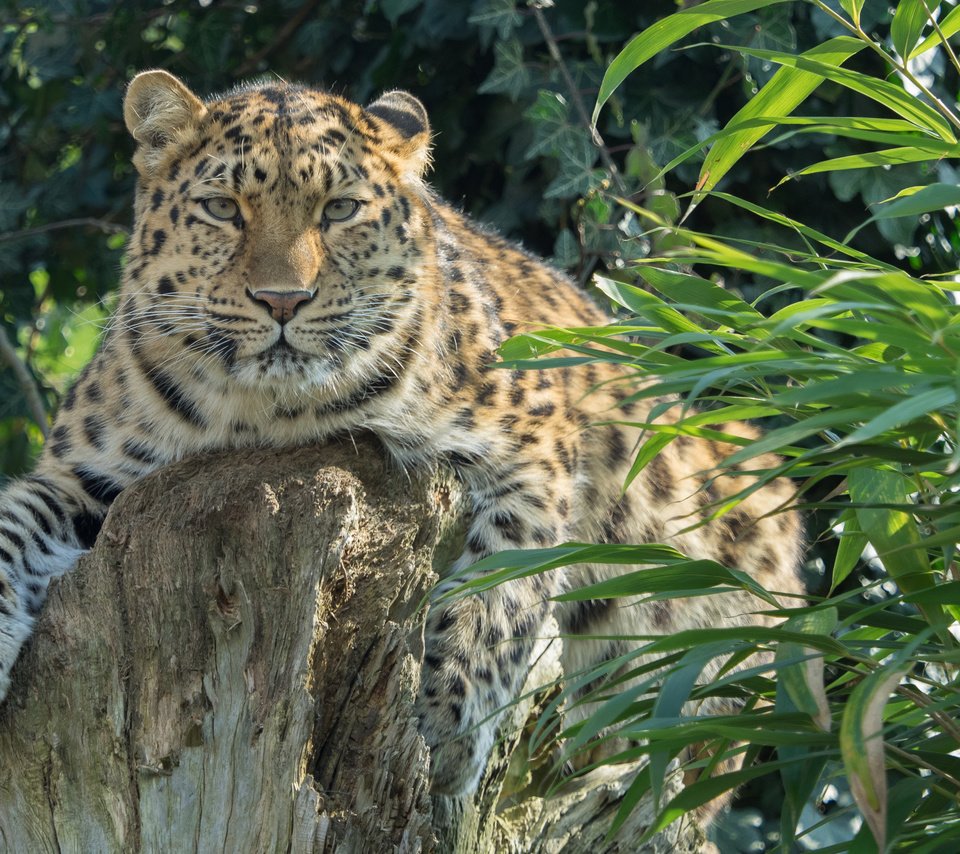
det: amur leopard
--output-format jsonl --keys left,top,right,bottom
{"left": 0, "top": 71, "right": 803, "bottom": 796}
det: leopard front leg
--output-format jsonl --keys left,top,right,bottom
{"left": 0, "top": 473, "right": 108, "bottom": 700}
{"left": 418, "top": 473, "right": 567, "bottom": 796}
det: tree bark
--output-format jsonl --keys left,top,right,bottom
{"left": 0, "top": 438, "right": 705, "bottom": 853}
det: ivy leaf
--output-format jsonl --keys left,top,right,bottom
{"left": 468, "top": 0, "right": 521, "bottom": 47}
{"left": 552, "top": 228, "right": 580, "bottom": 269}
{"left": 381, "top": 0, "right": 423, "bottom": 25}
{"left": 524, "top": 90, "right": 580, "bottom": 159}
{"left": 544, "top": 134, "right": 600, "bottom": 198}
{"left": 478, "top": 38, "right": 531, "bottom": 100}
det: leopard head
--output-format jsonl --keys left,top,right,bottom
{"left": 120, "top": 70, "right": 433, "bottom": 389}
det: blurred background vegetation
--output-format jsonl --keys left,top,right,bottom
{"left": 3, "top": 1, "right": 959, "bottom": 850}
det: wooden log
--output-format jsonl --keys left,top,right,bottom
{"left": 0, "top": 438, "right": 703, "bottom": 853}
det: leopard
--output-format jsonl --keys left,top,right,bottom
{"left": 0, "top": 70, "right": 803, "bottom": 799}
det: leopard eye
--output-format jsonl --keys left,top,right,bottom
{"left": 201, "top": 196, "right": 241, "bottom": 222}
{"left": 322, "top": 198, "right": 361, "bottom": 223}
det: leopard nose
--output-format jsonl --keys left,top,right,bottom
{"left": 248, "top": 289, "right": 316, "bottom": 325}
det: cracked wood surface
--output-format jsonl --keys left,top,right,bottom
{"left": 0, "top": 438, "right": 703, "bottom": 853}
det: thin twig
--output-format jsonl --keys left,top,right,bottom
{"left": 0, "top": 218, "right": 129, "bottom": 245}
{"left": 0, "top": 326, "right": 49, "bottom": 437}
{"left": 922, "top": 1, "right": 960, "bottom": 78}
{"left": 897, "top": 683, "right": 960, "bottom": 744}
{"left": 529, "top": 1, "right": 628, "bottom": 195}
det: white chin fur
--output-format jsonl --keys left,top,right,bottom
{"left": 229, "top": 356, "right": 338, "bottom": 389}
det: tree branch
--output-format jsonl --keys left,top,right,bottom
{"left": 529, "top": 1, "right": 627, "bottom": 195}
{"left": 0, "top": 326, "right": 48, "bottom": 437}
{"left": 0, "top": 218, "right": 129, "bottom": 245}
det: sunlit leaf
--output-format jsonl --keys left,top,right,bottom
{"left": 593, "top": 0, "right": 793, "bottom": 124}
{"left": 694, "top": 37, "right": 864, "bottom": 204}
{"left": 849, "top": 467, "right": 947, "bottom": 630}
{"left": 715, "top": 44, "right": 956, "bottom": 141}
{"left": 910, "top": 2, "right": 960, "bottom": 58}
{"left": 892, "top": 0, "right": 936, "bottom": 60}
{"left": 847, "top": 182, "right": 960, "bottom": 243}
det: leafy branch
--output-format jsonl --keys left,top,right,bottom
{"left": 0, "top": 218, "right": 129, "bottom": 245}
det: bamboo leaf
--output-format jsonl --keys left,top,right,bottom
{"left": 839, "top": 662, "right": 911, "bottom": 853}
{"left": 849, "top": 467, "right": 947, "bottom": 630}
{"left": 648, "top": 644, "right": 725, "bottom": 807}
{"left": 713, "top": 44, "right": 956, "bottom": 141}
{"left": 832, "top": 513, "right": 867, "bottom": 591}
{"left": 892, "top": 0, "right": 936, "bottom": 60}
{"left": 775, "top": 145, "right": 960, "bottom": 188}
{"left": 695, "top": 37, "right": 865, "bottom": 202}
{"left": 832, "top": 387, "right": 955, "bottom": 448}
{"left": 838, "top": 0, "right": 865, "bottom": 26}
{"left": 775, "top": 608, "right": 837, "bottom": 732}
{"left": 593, "top": 0, "right": 793, "bottom": 124}
{"left": 911, "top": 3, "right": 960, "bottom": 58}
{"left": 594, "top": 276, "right": 705, "bottom": 335}
{"left": 776, "top": 682, "right": 828, "bottom": 848}
{"left": 848, "top": 183, "right": 960, "bottom": 243}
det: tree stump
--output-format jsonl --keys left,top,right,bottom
{"left": 0, "top": 438, "right": 705, "bottom": 852}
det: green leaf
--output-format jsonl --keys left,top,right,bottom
{"left": 910, "top": 3, "right": 960, "bottom": 58}
{"left": 478, "top": 38, "right": 530, "bottom": 100}
{"left": 643, "top": 755, "right": 812, "bottom": 841}
{"left": 839, "top": 660, "right": 911, "bottom": 853}
{"left": 775, "top": 683, "right": 828, "bottom": 848}
{"left": 832, "top": 514, "right": 867, "bottom": 591}
{"left": 838, "top": 0, "right": 865, "bottom": 26}
{"left": 608, "top": 764, "right": 653, "bottom": 838}
{"left": 849, "top": 467, "right": 946, "bottom": 629}
{"left": 774, "top": 608, "right": 836, "bottom": 732}
{"left": 694, "top": 37, "right": 865, "bottom": 203}
{"left": 380, "top": 0, "right": 422, "bottom": 24}
{"left": 524, "top": 90, "right": 577, "bottom": 158}
{"left": 833, "top": 387, "right": 955, "bottom": 449}
{"left": 595, "top": 276, "right": 705, "bottom": 335}
{"left": 648, "top": 646, "right": 713, "bottom": 807}
{"left": 543, "top": 134, "right": 601, "bottom": 198}
{"left": 715, "top": 44, "right": 956, "bottom": 142}
{"left": 892, "top": 0, "right": 936, "bottom": 60}
{"left": 553, "top": 560, "right": 780, "bottom": 608}
{"left": 849, "top": 183, "right": 960, "bottom": 243}
{"left": 776, "top": 144, "right": 960, "bottom": 188}
{"left": 593, "top": 0, "right": 794, "bottom": 124}
{"left": 642, "top": 267, "right": 763, "bottom": 321}
{"left": 467, "top": 0, "right": 521, "bottom": 42}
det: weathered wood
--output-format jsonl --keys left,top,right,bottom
{"left": 0, "top": 439, "right": 703, "bottom": 853}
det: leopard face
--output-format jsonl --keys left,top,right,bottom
{"left": 122, "top": 73, "right": 432, "bottom": 391}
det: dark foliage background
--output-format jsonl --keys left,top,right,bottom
{"left": 1, "top": 2, "right": 957, "bottom": 848}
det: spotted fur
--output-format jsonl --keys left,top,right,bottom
{"left": 0, "top": 71, "right": 803, "bottom": 795}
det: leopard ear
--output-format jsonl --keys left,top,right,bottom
{"left": 365, "top": 91, "right": 432, "bottom": 178}
{"left": 124, "top": 70, "right": 206, "bottom": 174}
